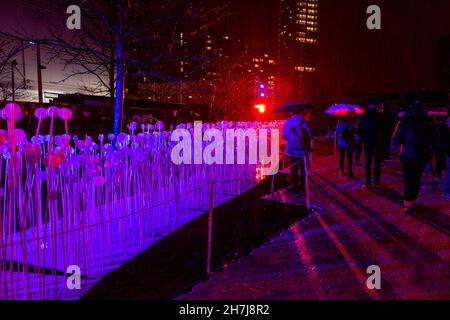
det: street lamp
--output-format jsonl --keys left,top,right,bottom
{"left": 11, "top": 60, "right": 18, "bottom": 102}
{"left": 36, "top": 42, "right": 46, "bottom": 106}
{"left": 27, "top": 41, "right": 46, "bottom": 106}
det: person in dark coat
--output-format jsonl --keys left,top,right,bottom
{"left": 357, "top": 104, "right": 386, "bottom": 188}
{"left": 443, "top": 116, "right": 450, "bottom": 198}
{"left": 336, "top": 115, "right": 357, "bottom": 177}
{"left": 392, "top": 102, "right": 436, "bottom": 215}
{"left": 381, "top": 103, "right": 397, "bottom": 161}
{"left": 282, "top": 110, "right": 313, "bottom": 191}
{"left": 354, "top": 114, "right": 363, "bottom": 166}
{"left": 431, "top": 116, "right": 449, "bottom": 183}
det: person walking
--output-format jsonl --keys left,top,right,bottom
{"left": 442, "top": 116, "right": 450, "bottom": 198}
{"left": 357, "top": 104, "right": 386, "bottom": 188}
{"left": 393, "top": 102, "right": 436, "bottom": 215}
{"left": 381, "top": 103, "right": 397, "bottom": 161}
{"left": 431, "top": 116, "right": 449, "bottom": 183}
{"left": 354, "top": 114, "right": 363, "bottom": 166}
{"left": 336, "top": 115, "right": 357, "bottom": 177}
{"left": 282, "top": 110, "right": 313, "bottom": 192}
{"left": 444, "top": 156, "right": 450, "bottom": 198}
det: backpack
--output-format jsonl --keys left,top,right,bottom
{"left": 341, "top": 123, "right": 356, "bottom": 140}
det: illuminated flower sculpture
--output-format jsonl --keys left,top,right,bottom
{"left": 0, "top": 102, "right": 283, "bottom": 300}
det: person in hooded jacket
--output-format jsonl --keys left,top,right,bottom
{"left": 282, "top": 110, "right": 313, "bottom": 191}
{"left": 357, "top": 104, "right": 386, "bottom": 188}
{"left": 393, "top": 102, "right": 436, "bottom": 215}
{"left": 336, "top": 114, "right": 357, "bottom": 177}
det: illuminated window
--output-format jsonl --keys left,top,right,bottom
{"left": 295, "top": 66, "right": 316, "bottom": 72}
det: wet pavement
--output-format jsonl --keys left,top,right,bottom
{"left": 178, "top": 145, "right": 450, "bottom": 300}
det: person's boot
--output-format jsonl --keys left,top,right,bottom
{"left": 402, "top": 201, "right": 415, "bottom": 215}
{"left": 348, "top": 166, "right": 354, "bottom": 178}
{"left": 401, "top": 206, "right": 415, "bottom": 215}
{"left": 362, "top": 181, "right": 371, "bottom": 189}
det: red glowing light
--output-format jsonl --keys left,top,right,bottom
{"left": 254, "top": 104, "right": 266, "bottom": 114}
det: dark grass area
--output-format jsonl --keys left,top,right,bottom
{"left": 81, "top": 173, "right": 307, "bottom": 300}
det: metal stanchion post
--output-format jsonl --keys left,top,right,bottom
{"left": 207, "top": 181, "right": 214, "bottom": 275}
{"left": 334, "top": 131, "right": 337, "bottom": 155}
{"left": 304, "top": 156, "right": 311, "bottom": 210}
{"left": 271, "top": 174, "right": 275, "bottom": 194}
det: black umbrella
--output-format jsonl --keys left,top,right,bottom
{"left": 405, "top": 91, "right": 448, "bottom": 106}
{"left": 272, "top": 102, "right": 314, "bottom": 114}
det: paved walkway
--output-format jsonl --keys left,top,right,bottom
{"left": 178, "top": 148, "right": 450, "bottom": 300}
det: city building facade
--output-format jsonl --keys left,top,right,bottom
{"left": 277, "top": 0, "right": 318, "bottom": 103}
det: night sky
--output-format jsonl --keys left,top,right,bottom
{"left": 316, "top": 0, "right": 450, "bottom": 104}
{"left": 230, "top": 0, "right": 450, "bottom": 103}
{"left": 1, "top": 0, "right": 450, "bottom": 104}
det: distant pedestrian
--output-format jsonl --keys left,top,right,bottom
{"left": 393, "top": 102, "right": 436, "bottom": 215}
{"left": 282, "top": 110, "right": 313, "bottom": 192}
{"left": 442, "top": 116, "right": 450, "bottom": 198}
{"left": 357, "top": 104, "right": 386, "bottom": 188}
{"left": 336, "top": 115, "right": 357, "bottom": 177}
{"left": 444, "top": 158, "right": 450, "bottom": 198}
{"left": 381, "top": 103, "right": 396, "bottom": 161}
{"left": 430, "top": 116, "right": 449, "bottom": 183}
{"left": 354, "top": 114, "right": 363, "bottom": 165}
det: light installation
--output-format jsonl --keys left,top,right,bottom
{"left": 0, "top": 103, "right": 281, "bottom": 300}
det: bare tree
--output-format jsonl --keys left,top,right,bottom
{"left": 184, "top": 36, "right": 257, "bottom": 120}
{"left": 11, "top": 0, "right": 230, "bottom": 134}
{"left": 0, "top": 37, "right": 31, "bottom": 102}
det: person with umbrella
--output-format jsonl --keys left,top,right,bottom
{"left": 354, "top": 113, "right": 364, "bottom": 166}
{"left": 444, "top": 116, "right": 450, "bottom": 198}
{"left": 363, "top": 95, "right": 400, "bottom": 162}
{"left": 393, "top": 101, "right": 436, "bottom": 214}
{"left": 336, "top": 112, "right": 357, "bottom": 177}
{"left": 428, "top": 107, "right": 449, "bottom": 183}
{"left": 357, "top": 103, "right": 386, "bottom": 188}
{"left": 381, "top": 102, "right": 397, "bottom": 161}
{"left": 281, "top": 104, "right": 313, "bottom": 192}
{"left": 325, "top": 104, "right": 365, "bottom": 174}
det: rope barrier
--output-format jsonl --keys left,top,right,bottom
{"left": 270, "top": 152, "right": 313, "bottom": 210}
{"left": 0, "top": 178, "right": 245, "bottom": 250}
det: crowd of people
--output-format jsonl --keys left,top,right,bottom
{"left": 282, "top": 101, "right": 449, "bottom": 215}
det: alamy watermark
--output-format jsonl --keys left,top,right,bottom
{"left": 170, "top": 121, "right": 280, "bottom": 176}
{"left": 366, "top": 265, "right": 381, "bottom": 290}
{"left": 66, "top": 265, "right": 81, "bottom": 290}
{"left": 367, "top": 5, "right": 381, "bottom": 30}
{"left": 66, "top": 5, "right": 81, "bottom": 30}
{"left": 67, "top": 4, "right": 381, "bottom": 31}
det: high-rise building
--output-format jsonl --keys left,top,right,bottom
{"left": 277, "top": 0, "right": 318, "bottom": 103}
{"left": 249, "top": 53, "right": 277, "bottom": 104}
